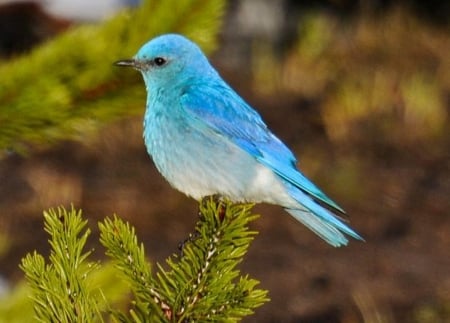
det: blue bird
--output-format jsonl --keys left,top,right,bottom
{"left": 115, "top": 34, "right": 362, "bottom": 247}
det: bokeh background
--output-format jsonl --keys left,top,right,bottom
{"left": 0, "top": 0, "right": 449, "bottom": 322}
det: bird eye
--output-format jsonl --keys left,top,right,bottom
{"left": 153, "top": 57, "right": 166, "bottom": 66}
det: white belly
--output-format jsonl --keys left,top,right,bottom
{"left": 144, "top": 112, "right": 294, "bottom": 206}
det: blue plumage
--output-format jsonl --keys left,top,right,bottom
{"left": 115, "top": 34, "right": 363, "bottom": 247}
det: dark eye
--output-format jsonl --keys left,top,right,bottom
{"left": 153, "top": 57, "right": 166, "bottom": 66}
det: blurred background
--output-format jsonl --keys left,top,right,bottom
{"left": 0, "top": 0, "right": 449, "bottom": 322}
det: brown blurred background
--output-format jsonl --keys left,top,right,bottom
{"left": 0, "top": 0, "right": 449, "bottom": 322}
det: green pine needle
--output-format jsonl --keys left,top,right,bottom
{"left": 20, "top": 206, "right": 103, "bottom": 323}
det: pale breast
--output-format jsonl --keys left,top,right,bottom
{"left": 142, "top": 102, "right": 295, "bottom": 206}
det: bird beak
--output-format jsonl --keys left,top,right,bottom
{"left": 114, "top": 59, "right": 137, "bottom": 68}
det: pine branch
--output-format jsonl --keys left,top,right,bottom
{"left": 0, "top": 0, "right": 226, "bottom": 156}
{"left": 99, "top": 198, "right": 269, "bottom": 323}
{"left": 20, "top": 206, "right": 103, "bottom": 323}
{"left": 99, "top": 216, "right": 168, "bottom": 322}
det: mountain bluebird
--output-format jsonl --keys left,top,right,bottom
{"left": 115, "top": 34, "right": 362, "bottom": 247}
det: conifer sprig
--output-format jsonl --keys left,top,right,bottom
{"left": 99, "top": 216, "right": 169, "bottom": 321}
{"left": 99, "top": 198, "right": 269, "bottom": 322}
{"left": 20, "top": 207, "right": 102, "bottom": 323}
{"left": 163, "top": 198, "right": 266, "bottom": 322}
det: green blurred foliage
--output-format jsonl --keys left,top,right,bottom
{"left": 0, "top": 281, "right": 34, "bottom": 323}
{"left": 0, "top": 0, "right": 226, "bottom": 156}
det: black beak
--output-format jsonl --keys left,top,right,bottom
{"left": 114, "top": 59, "right": 136, "bottom": 67}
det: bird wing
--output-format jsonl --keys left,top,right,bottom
{"left": 180, "top": 82, "right": 344, "bottom": 213}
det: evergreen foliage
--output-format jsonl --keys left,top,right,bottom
{"left": 21, "top": 199, "right": 269, "bottom": 322}
{"left": 0, "top": 0, "right": 226, "bottom": 156}
{"left": 20, "top": 207, "right": 103, "bottom": 322}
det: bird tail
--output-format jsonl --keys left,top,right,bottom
{"left": 285, "top": 188, "right": 363, "bottom": 247}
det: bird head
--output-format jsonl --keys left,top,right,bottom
{"left": 115, "top": 34, "right": 216, "bottom": 89}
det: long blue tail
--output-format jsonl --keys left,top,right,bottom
{"left": 286, "top": 186, "right": 363, "bottom": 247}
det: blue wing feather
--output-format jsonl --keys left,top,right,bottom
{"left": 181, "top": 82, "right": 343, "bottom": 212}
